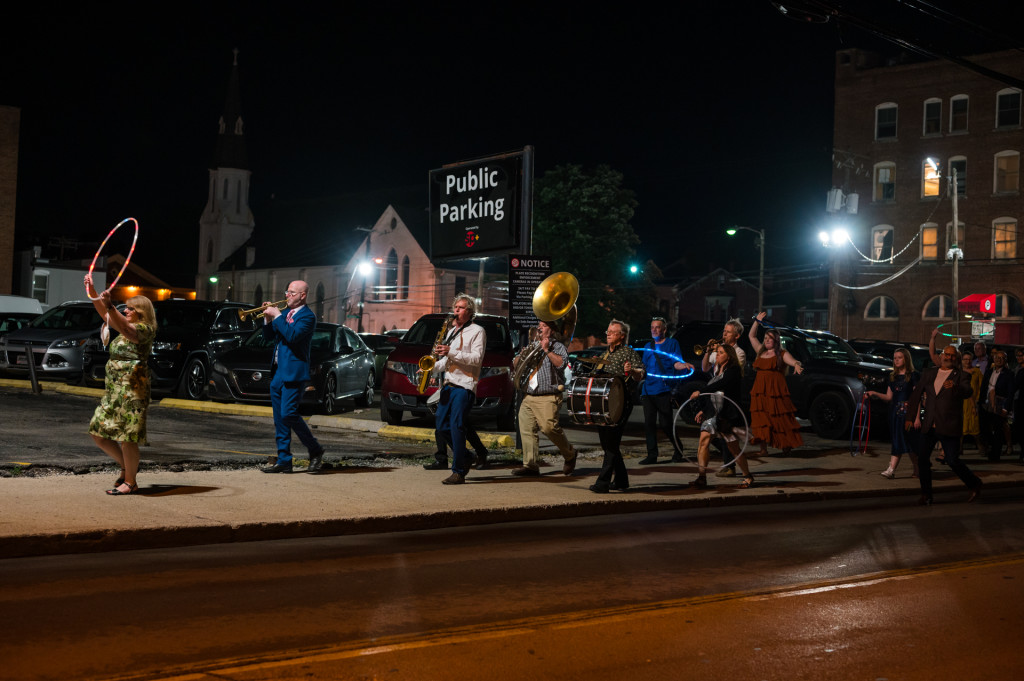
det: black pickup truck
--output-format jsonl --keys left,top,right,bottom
{"left": 671, "top": 321, "right": 889, "bottom": 439}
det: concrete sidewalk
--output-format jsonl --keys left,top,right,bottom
{"left": 3, "top": 378, "right": 1024, "bottom": 559}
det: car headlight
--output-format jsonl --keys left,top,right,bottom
{"left": 212, "top": 362, "right": 229, "bottom": 375}
{"left": 153, "top": 341, "right": 181, "bottom": 352}
{"left": 52, "top": 338, "right": 87, "bottom": 348}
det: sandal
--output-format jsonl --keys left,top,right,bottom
{"left": 689, "top": 475, "right": 708, "bottom": 489}
{"left": 114, "top": 469, "right": 125, "bottom": 487}
{"left": 106, "top": 482, "right": 138, "bottom": 496}
{"left": 739, "top": 476, "right": 754, "bottom": 489}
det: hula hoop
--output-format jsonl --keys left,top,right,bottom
{"left": 850, "top": 393, "right": 871, "bottom": 457}
{"left": 635, "top": 346, "right": 695, "bottom": 380}
{"left": 86, "top": 217, "right": 139, "bottom": 300}
{"left": 935, "top": 319, "right": 995, "bottom": 338}
{"left": 671, "top": 392, "right": 750, "bottom": 470}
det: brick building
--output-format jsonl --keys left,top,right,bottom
{"left": 828, "top": 48, "right": 1024, "bottom": 346}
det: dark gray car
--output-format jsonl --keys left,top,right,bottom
{"left": 0, "top": 301, "right": 100, "bottom": 383}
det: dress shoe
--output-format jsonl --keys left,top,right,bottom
{"left": 589, "top": 483, "right": 610, "bottom": 493}
{"left": 917, "top": 494, "right": 932, "bottom": 506}
{"left": 967, "top": 486, "right": 982, "bottom": 503}
{"left": 562, "top": 456, "right": 577, "bottom": 476}
{"left": 442, "top": 472, "right": 465, "bottom": 485}
{"left": 671, "top": 454, "right": 685, "bottom": 463}
{"left": 474, "top": 452, "right": 489, "bottom": 470}
{"left": 610, "top": 481, "right": 630, "bottom": 491}
{"left": 261, "top": 463, "right": 293, "bottom": 474}
{"left": 638, "top": 457, "right": 658, "bottom": 465}
{"left": 511, "top": 466, "right": 540, "bottom": 477}
{"left": 307, "top": 449, "right": 325, "bottom": 474}
{"left": 423, "top": 460, "right": 448, "bottom": 470}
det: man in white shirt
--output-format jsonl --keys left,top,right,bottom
{"left": 432, "top": 294, "right": 486, "bottom": 485}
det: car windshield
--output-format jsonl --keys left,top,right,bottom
{"left": 29, "top": 306, "right": 98, "bottom": 331}
{"left": 243, "top": 328, "right": 277, "bottom": 350}
{"left": 155, "top": 305, "right": 214, "bottom": 330}
{"left": 405, "top": 317, "right": 511, "bottom": 351}
{"left": 797, "top": 334, "right": 860, "bottom": 362}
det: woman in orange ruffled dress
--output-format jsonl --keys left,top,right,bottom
{"left": 748, "top": 312, "right": 804, "bottom": 455}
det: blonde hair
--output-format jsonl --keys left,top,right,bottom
{"left": 127, "top": 295, "right": 156, "bottom": 328}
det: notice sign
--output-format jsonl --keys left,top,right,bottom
{"left": 508, "top": 255, "right": 552, "bottom": 331}
{"left": 429, "top": 152, "right": 524, "bottom": 260}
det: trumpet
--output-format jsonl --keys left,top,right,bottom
{"left": 238, "top": 299, "right": 288, "bottom": 321}
{"left": 693, "top": 338, "right": 721, "bottom": 356}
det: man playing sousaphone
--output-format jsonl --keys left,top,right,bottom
{"left": 511, "top": 320, "right": 577, "bottom": 477}
{"left": 589, "top": 319, "right": 643, "bottom": 493}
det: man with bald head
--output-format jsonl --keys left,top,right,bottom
{"left": 260, "top": 280, "right": 326, "bottom": 474}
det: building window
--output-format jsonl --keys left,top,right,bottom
{"left": 950, "top": 95, "right": 969, "bottom": 132}
{"left": 400, "top": 256, "right": 410, "bottom": 300}
{"left": 950, "top": 156, "right": 967, "bottom": 196}
{"left": 923, "top": 295, "right": 954, "bottom": 319}
{"left": 253, "top": 284, "right": 263, "bottom": 307}
{"left": 873, "top": 162, "right": 896, "bottom": 201}
{"left": 923, "top": 99, "right": 941, "bottom": 136}
{"left": 921, "top": 223, "right": 938, "bottom": 260}
{"left": 994, "top": 293, "right": 1024, "bottom": 318}
{"left": 865, "top": 296, "right": 899, "bottom": 319}
{"left": 384, "top": 249, "right": 398, "bottom": 301}
{"left": 922, "top": 159, "right": 941, "bottom": 197}
{"left": 875, "top": 103, "right": 898, "bottom": 140}
{"left": 997, "top": 88, "right": 1022, "bottom": 128}
{"left": 871, "top": 225, "right": 894, "bottom": 261}
{"left": 206, "top": 239, "right": 214, "bottom": 264}
{"left": 994, "top": 151, "right": 1020, "bottom": 193}
{"left": 993, "top": 218, "right": 1017, "bottom": 259}
{"left": 31, "top": 271, "right": 49, "bottom": 305}
{"left": 315, "top": 283, "right": 325, "bottom": 320}
{"left": 222, "top": 178, "right": 229, "bottom": 200}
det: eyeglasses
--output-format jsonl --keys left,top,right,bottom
{"left": 651, "top": 317, "right": 665, "bottom": 323}
{"left": 284, "top": 290, "right": 300, "bottom": 297}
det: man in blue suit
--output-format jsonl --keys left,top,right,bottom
{"left": 260, "top": 280, "right": 326, "bottom": 474}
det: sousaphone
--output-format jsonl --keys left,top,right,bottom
{"left": 512, "top": 272, "right": 580, "bottom": 392}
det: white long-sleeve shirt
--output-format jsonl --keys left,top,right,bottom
{"left": 434, "top": 321, "right": 486, "bottom": 392}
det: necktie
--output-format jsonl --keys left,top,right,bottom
{"left": 286, "top": 309, "right": 295, "bottom": 324}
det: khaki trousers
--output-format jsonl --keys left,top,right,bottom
{"left": 519, "top": 393, "right": 575, "bottom": 469}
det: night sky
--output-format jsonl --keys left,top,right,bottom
{"left": 2, "top": 1, "right": 1018, "bottom": 287}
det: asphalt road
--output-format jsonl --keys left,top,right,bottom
{"left": 2, "top": 495, "right": 1022, "bottom": 681}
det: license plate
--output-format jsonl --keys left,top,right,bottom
{"left": 16, "top": 355, "right": 27, "bottom": 365}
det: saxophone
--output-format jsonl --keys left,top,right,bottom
{"left": 417, "top": 314, "right": 453, "bottom": 393}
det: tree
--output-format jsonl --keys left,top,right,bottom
{"left": 533, "top": 164, "right": 656, "bottom": 340}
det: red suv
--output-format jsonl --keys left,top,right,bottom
{"left": 379, "top": 313, "right": 515, "bottom": 429}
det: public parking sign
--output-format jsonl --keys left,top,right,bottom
{"left": 428, "top": 152, "right": 525, "bottom": 260}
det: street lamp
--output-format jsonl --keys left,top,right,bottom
{"left": 357, "top": 260, "right": 373, "bottom": 333}
{"left": 726, "top": 225, "right": 765, "bottom": 312}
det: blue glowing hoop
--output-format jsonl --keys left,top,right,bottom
{"left": 636, "top": 346, "right": 695, "bottom": 380}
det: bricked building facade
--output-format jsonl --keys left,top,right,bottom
{"left": 829, "top": 48, "right": 1024, "bottom": 346}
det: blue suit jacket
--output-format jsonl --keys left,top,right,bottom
{"left": 263, "top": 305, "right": 315, "bottom": 382}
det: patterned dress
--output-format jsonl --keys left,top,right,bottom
{"left": 886, "top": 371, "right": 919, "bottom": 455}
{"left": 749, "top": 354, "right": 804, "bottom": 450}
{"left": 88, "top": 322, "right": 155, "bottom": 444}
{"left": 962, "top": 367, "right": 982, "bottom": 436}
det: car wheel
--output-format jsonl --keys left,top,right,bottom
{"left": 380, "top": 397, "right": 402, "bottom": 425}
{"left": 496, "top": 403, "right": 515, "bottom": 430}
{"left": 355, "top": 371, "right": 374, "bottom": 408}
{"left": 808, "top": 390, "right": 853, "bottom": 440}
{"left": 177, "top": 358, "right": 207, "bottom": 400}
{"left": 322, "top": 374, "right": 340, "bottom": 415}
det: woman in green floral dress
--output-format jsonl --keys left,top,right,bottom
{"left": 84, "top": 274, "right": 157, "bottom": 495}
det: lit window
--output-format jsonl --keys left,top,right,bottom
{"left": 922, "top": 160, "right": 941, "bottom": 197}
{"left": 923, "top": 99, "right": 941, "bottom": 135}
{"left": 876, "top": 104, "right": 898, "bottom": 140}
{"left": 995, "top": 151, "right": 1020, "bottom": 193}
{"left": 997, "top": 89, "right": 1022, "bottom": 128}
{"left": 921, "top": 224, "right": 938, "bottom": 260}
{"left": 950, "top": 95, "right": 969, "bottom": 132}
{"left": 874, "top": 162, "right": 896, "bottom": 201}
{"left": 993, "top": 218, "right": 1017, "bottom": 259}
{"left": 865, "top": 296, "right": 899, "bottom": 319}
{"left": 871, "top": 225, "right": 894, "bottom": 261}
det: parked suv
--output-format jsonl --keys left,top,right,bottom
{"left": 379, "top": 313, "right": 515, "bottom": 429}
{"left": 672, "top": 321, "right": 890, "bottom": 439}
{"left": 83, "top": 299, "right": 254, "bottom": 399}
{"left": 0, "top": 301, "right": 101, "bottom": 383}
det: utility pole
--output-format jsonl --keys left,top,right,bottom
{"left": 949, "top": 167, "right": 962, "bottom": 340}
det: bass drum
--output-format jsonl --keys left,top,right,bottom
{"left": 567, "top": 376, "right": 626, "bottom": 426}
